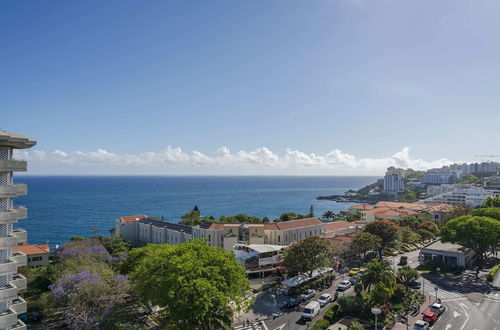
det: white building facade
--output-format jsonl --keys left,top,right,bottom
{"left": 116, "top": 216, "right": 326, "bottom": 251}
{"left": 0, "top": 130, "right": 36, "bottom": 330}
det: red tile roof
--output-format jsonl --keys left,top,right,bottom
{"left": 327, "top": 233, "right": 356, "bottom": 245}
{"left": 14, "top": 243, "right": 49, "bottom": 255}
{"left": 271, "top": 218, "right": 323, "bottom": 230}
{"left": 325, "top": 221, "right": 357, "bottom": 232}
{"left": 120, "top": 215, "right": 147, "bottom": 223}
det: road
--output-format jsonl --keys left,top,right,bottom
{"left": 234, "top": 248, "right": 500, "bottom": 330}
{"left": 388, "top": 248, "right": 500, "bottom": 330}
{"left": 267, "top": 276, "right": 355, "bottom": 330}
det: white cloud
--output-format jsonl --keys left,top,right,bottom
{"left": 14, "top": 146, "right": 454, "bottom": 175}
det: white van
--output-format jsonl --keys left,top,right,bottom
{"left": 301, "top": 301, "right": 320, "bottom": 320}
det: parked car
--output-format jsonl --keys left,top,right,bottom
{"left": 413, "top": 320, "right": 430, "bottom": 330}
{"left": 300, "top": 289, "right": 316, "bottom": 301}
{"left": 349, "top": 267, "right": 362, "bottom": 276}
{"left": 337, "top": 280, "right": 352, "bottom": 291}
{"left": 301, "top": 301, "right": 321, "bottom": 320}
{"left": 430, "top": 303, "right": 446, "bottom": 315}
{"left": 409, "top": 279, "right": 421, "bottom": 289}
{"left": 399, "top": 256, "right": 408, "bottom": 265}
{"left": 422, "top": 311, "right": 438, "bottom": 325}
{"left": 350, "top": 274, "right": 361, "bottom": 285}
{"left": 384, "top": 249, "right": 398, "bottom": 256}
{"left": 286, "top": 296, "right": 302, "bottom": 307}
{"left": 318, "top": 293, "right": 332, "bottom": 307}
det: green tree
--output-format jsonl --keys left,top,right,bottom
{"left": 459, "top": 173, "right": 479, "bottom": 184}
{"left": 361, "top": 260, "right": 396, "bottom": 292}
{"left": 282, "top": 236, "right": 333, "bottom": 277}
{"left": 322, "top": 210, "right": 335, "bottom": 220}
{"left": 396, "top": 266, "right": 419, "bottom": 291}
{"left": 399, "top": 226, "right": 421, "bottom": 244}
{"left": 440, "top": 215, "right": 500, "bottom": 264}
{"left": 127, "top": 240, "right": 249, "bottom": 330}
{"left": 348, "top": 321, "right": 365, "bottom": 330}
{"left": 471, "top": 207, "right": 500, "bottom": 220}
{"left": 482, "top": 197, "right": 500, "bottom": 208}
{"left": 180, "top": 206, "right": 203, "bottom": 226}
{"left": 364, "top": 221, "right": 400, "bottom": 257}
{"left": 351, "top": 232, "right": 381, "bottom": 257}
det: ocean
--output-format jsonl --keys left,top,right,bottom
{"left": 13, "top": 176, "right": 378, "bottom": 247}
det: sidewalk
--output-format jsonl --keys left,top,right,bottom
{"left": 393, "top": 291, "right": 436, "bottom": 330}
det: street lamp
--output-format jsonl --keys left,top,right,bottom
{"left": 371, "top": 307, "right": 381, "bottom": 330}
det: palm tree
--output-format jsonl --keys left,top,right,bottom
{"left": 396, "top": 265, "right": 419, "bottom": 291}
{"left": 322, "top": 210, "right": 334, "bottom": 220}
{"left": 361, "top": 260, "right": 396, "bottom": 292}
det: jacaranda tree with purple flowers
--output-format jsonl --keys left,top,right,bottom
{"left": 50, "top": 239, "right": 131, "bottom": 329}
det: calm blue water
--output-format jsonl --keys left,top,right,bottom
{"left": 13, "top": 176, "right": 378, "bottom": 247}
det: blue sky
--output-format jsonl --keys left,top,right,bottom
{"left": 2, "top": 1, "right": 500, "bottom": 175}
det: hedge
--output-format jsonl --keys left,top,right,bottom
{"left": 311, "top": 319, "right": 330, "bottom": 330}
{"left": 488, "top": 263, "right": 500, "bottom": 282}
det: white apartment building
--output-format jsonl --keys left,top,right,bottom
{"left": 383, "top": 167, "right": 405, "bottom": 195}
{"left": 421, "top": 168, "right": 462, "bottom": 185}
{"left": 0, "top": 130, "right": 36, "bottom": 330}
{"left": 419, "top": 185, "right": 500, "bottom": 208}
{"left": 116, "top": 216, "right": 326, "bottom": 251}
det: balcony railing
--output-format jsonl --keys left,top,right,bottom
{"left": 0, "top": 160, "right": 27, "bottom": 172}
{"left": 0, "top": 211, "right": 18, "bottom": 224}
{"left": 11, "top": 253, "right": 26, "bottom": 268}
{"left": 14, "top": 207, "right": 27, "bottom": 220}
{"left": 0, "top": 260, "right": 18, "bottom": 275}
{"left": 0, "top": 309, "right": 17, "bottom": 329}
{"left": 0, "top": 284, "right": 18, "bottom": 300}
{"left": 11, "top": 274, "right": 27, "bottom": 290}
{"left": 11, "top": 297, "right": 27, "bottom": 314}
{"left": 11, "top": 228, "right": 28, "bottom": 243}
{"left": 0, "top": 236, "right": 19, "bottom": 249}
{"left": 11, "top": 320, "right": 27, "bottom": 330}
{"left": 0, "top": 184, "right": 27, "bottom": 198}
{"left": 12, "top": 230, "right": 27, "bottom": 244}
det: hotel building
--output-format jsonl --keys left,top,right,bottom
{"left": 0, "top": 130, "right": 36, "bottom": 330}
{"left": 115, "top": 216, "right": 326, "bottom": 251}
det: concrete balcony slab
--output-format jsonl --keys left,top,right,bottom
{"left": 0, "top": 160, "right": 27, "bottom": 172}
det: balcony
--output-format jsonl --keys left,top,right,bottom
{"left": 0, "top": 236, "right": 19, "bottom": 249}
{"left": 12, "top": 230, "right": 27, "bottom": 244}
{"left": 11, "top": 274, "right": 27, "bottom": 290}
{"left": 11, "top": 297, "right": 27, "bottom": 314}
{"left": 0, "top": 210, "right": 19, "bottom": 224}
{"left": 0, "top": 260, "right": 18, "bottom": 275}
{"left": 0, "top": 309, "right": 17, "bottom": 329}
{"left": 11, "top": 253, "right": 26, "bottom": 268}
{"left": 0, "top": 284, "right": 18, "bottom": 300}
{"left": 14, "top": 207, "right": 27, "bottom": 220}
{"left": 0, "top": 184, "right": 27, "bottom": 198}
{"left": 0, "top": 160, "right": 27, "bottom": 172}
{"left": 11, "top": 320, "right": 26, "bottom": 330}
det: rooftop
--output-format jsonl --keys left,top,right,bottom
{"left": 13, "top": 243, "right": 49, "bottom": 255}
{"left": 234, "top": 244, "right": 285, "bottom": 253}
{"left": 324, "top": 221, "right": 359, "bottom": 232}
{"left": 120, "top": 215, "right": 147, "bottom": 223}
{"left": 138, "top": 218, "right": 192, "bottom": 234}
{"left": 0, "top": 130, "right": 37, "bottom": 149}
{"left": 199, "top": 218, "right": 323, "bottom": 231}
{"left": 422, "top": 240, "right": 468, "bottom": 253}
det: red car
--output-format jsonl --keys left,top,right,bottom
{"left": 422, "top": 311, "right": 438, "bottom": 325}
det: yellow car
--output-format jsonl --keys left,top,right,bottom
{"left": 349, "top": 268, "right": 361, "bottom": 276}
{"left": 384, "top": 249, "right": 398, "bottom": 256}
{"left": 399, "top": 246, "right": 410, "bottom": 252}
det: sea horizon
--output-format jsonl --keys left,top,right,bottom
{"left": 14, "top": 175, "right": 378, "bottom": 247}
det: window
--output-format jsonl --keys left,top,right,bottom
{"left": 278, "top": 235, "right": 281, "bottom": 243}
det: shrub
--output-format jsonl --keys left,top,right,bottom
{"left": 337, "top": 296, "right": 364, "bottom": 316}
{"left": 311, "top": 319, "right": 330, "bottom": 330}
{"left": 324, "top": 304, "right": 340, "bottom": 323}
{"left": 488, "top": 263, "right": 500, "bottom": 282}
